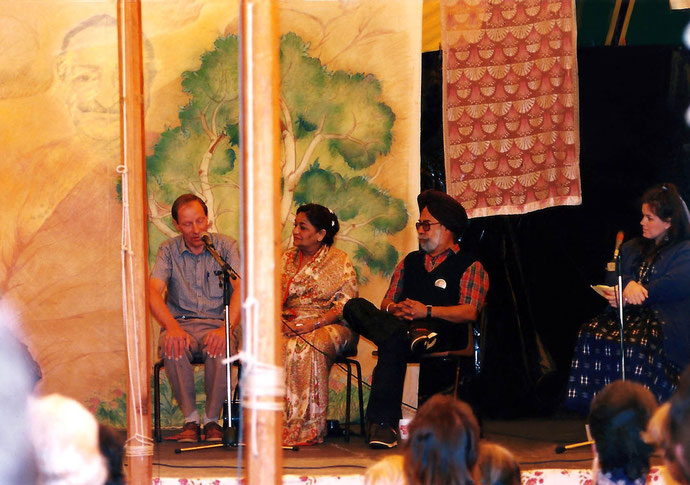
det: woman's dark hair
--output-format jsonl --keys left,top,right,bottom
{"left": 588, "top": 380, "right": 658, "bottom": 481}
{"left": 296, "top": 203, "right": 340, "bottom": 246}
{"left": 404, "top": 394, "right": 480, "bottom": 485}
{"left": 639, "top": 183, "right": 690, "bottom": 259}
{"left": 171, "top": 194, "right": 208, "bottom": 223}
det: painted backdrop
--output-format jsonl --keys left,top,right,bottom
{"left": 0, "top": 0, "right": 422, "bottom": 426}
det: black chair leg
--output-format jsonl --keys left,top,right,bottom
{"left": 153, "top": 361, "right": 163, "bottom": 443}
{"left": 335, "top": 356, "right": 366, "bottom": 442}
{"left": 452, "top": 360, "right": 461, "bottom": 397}
{"left": 344, "top": 361, "right": 352, "bottom": 442}
{"left": 353, "top": 359, "right": 365, "bottom": 438}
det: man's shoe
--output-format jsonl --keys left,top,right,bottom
{"left": 203, "top": 422, "right": 223, "bottom": 442}
{"left": 409, "top": 328, "right": 438, "bottom": 353}
{"left": 177, "top": 422, "right": 200, "bottom": 443}
{"left": 368, "top": 422, "right": 398, "bottom": 449}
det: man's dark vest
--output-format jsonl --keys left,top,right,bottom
{"left": 399, "top": 249, "right": 477, "bottom": 310}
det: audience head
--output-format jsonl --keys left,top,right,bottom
{"left": 588, "top": 380, "right": 658, "bottom": 482}
{"left": 98, "top": 423, "right": 125, "bottom": 485}
{"left": 30, "top": 393, "right": 107, "bottom": 485}
{"left": 645, "top": 402, "right": 687, "bottom": 485}
{"left": 404, "top": 394, "right": 480, "bottom": 485}
{"left": 294, "top": 203, "right": 340, "bottom": 247}
{"left": 669, "top": 366, "right": 690, "bottom": 484}
{"left": 477, "top": 442, "right": 521, "bottom": 485}
{"left": 0, "top": 301, "right": 37, "bottom": 484}
{"left": 365, "top": 455, "right": 407, "bottom": 485}
{"left": 641, "top": 183, "right": 690, "bottom": 246}
{"left": 646, "top": 402, "right": 671, "bottom": 451}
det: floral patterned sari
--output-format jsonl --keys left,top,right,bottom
{"left": 281, "top": 245, "right": 358, "bottom": 445}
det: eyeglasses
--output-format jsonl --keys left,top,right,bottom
{"left": 415, "top": 221, "right": 441, "bottom": 232}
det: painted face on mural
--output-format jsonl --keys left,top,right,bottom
{"left": 292, "top": 212, "right": 325, "bottom": 256}
{"left": 417, "top": 207, "right": 454, "bottom": 256}
{"left": 57, "top": 22, "right": 120, "bottom": 142}
{"left": 640, "top": 203, "right": 671, "bottom": 243}
{"left": 173, "top": 200, "right": 209, "bottom": 254}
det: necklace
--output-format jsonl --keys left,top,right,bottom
{"left": 637, "top": 261, "right": 652, "bottom": 283}
{"left": 428, "top": 253, "right": 443, "bottom": 270}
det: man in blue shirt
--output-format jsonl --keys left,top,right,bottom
{"left": 150, "top": 194, "right": 241, "bottom": 443}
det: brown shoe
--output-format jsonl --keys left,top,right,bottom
{"left": 177, "top": 422, "right": 200, "bottom": 443}
{"left": 204, "top": 422, "right": 223, "bottom": 442}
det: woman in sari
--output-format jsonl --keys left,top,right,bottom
{"left": 567, "top": 183, "right": 690, "bottom": 412}
{"left": 282, "top": 203, "right": 358, "bottom": 446}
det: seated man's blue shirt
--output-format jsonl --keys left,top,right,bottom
{"left": 150, "top": 233, "right": 240, "bottom": 320}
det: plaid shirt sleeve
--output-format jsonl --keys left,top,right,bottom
{"left": 384, "top": 259, "right": 406, "bottom": 302}
{"left": 458, "top": 261, "right": 489, "bottom": 311}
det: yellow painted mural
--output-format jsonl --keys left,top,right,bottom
{"left": 0, "top": 0, "right": 422, "bottom": 426}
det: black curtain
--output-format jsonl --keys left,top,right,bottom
{"left": 420, "top": 45, "right": 690, "bottom": 417}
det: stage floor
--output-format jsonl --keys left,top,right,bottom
{"left": 148, "top": 415, "right": 621, "bottom": 481}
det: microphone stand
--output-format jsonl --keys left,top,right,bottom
{"left": 616, "top": 251, "right": 625, "bottom": 380}
{"left": 559, "top": 247, "right": 625, "bottom": 456}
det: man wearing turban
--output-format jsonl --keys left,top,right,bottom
{"left": 343, "top": 189, "right": 489, "bottom": 449}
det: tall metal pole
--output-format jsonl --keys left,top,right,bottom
{"left": 117, "top": 1, "right": 153, "bottom": 483}
{"left": 239, "top": 1, "right": 283, "bottom": 484}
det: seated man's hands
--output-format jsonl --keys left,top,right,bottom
{"left": 385, "top": 301, "right": 407, "bottom": 319}
{"left": 163, "top": 323, "right": 192, "bottom": 360}
{"left": 204, "top": 326, "right": 227, "bottom": 358}
{"left": 397, "top": 299, "right": 427, "bottom": 321}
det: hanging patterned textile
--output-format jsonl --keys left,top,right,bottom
{"left": 441, "top": 0, "right": 581, "bottom": 217}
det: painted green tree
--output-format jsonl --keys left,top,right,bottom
{"left": 147, "top": 33, "right": 407, "bottom": 279}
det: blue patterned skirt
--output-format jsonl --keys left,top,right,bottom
{"left": 565, "top": 305, "right": 680, "bottom": 414}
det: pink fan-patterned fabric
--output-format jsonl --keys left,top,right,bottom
{"left": 441, "top": 0, "right": 581, "bottom": 217}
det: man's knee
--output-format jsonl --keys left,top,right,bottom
{"left": 343, "top": 297, "right": 366, "bottom": 318}
{"left": 343, "top": 298, "right": 377, "bottom": 326}
{"left": 204, "top": 353, "right": 226, "bottom": 369}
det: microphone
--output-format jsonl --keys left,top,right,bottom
{"left": 606, "top": 231, "right": 624, "bottom": 272}
{"left": 200, "top": 232, "right": 238, "bottom": 280}
{"left": 200, "top": 232, "right": 215, "bottom": 249}
{"left": 612, "top": 231, "right": 624, "bottom": 260}
{"left": 555, "top": 440, "right": 594, "bottom": 454}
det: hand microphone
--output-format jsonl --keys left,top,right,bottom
{"left": 606, "top": 231, "right": 624, "bottom": 272}
{"left": 612, "top": 231, "right": 624, "bottom": 260}
{"left": 200, "top": 232, "right": 215, "bottom": 249}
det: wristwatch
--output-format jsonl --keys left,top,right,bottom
{"left": 426, "top": 305, "right": 432, "bottom": 319}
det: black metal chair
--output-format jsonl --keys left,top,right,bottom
{"left": 153, "top": 357, "right": 241, "bottom": 443}
{"left": 418, "top": 324, "right": 482, "bottom": 398}
{"left": 335, "top": 346, "right": 366, "bottom": 442}
{"left": 372, "top": 320, "right": 483, "bottom": 408}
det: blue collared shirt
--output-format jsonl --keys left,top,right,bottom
{"left": 150, "top": 233, "right": 240, "bottom": 320}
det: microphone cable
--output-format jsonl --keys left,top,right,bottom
{"left": 282, "top": 319, "right": 419, "bottom": 412}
